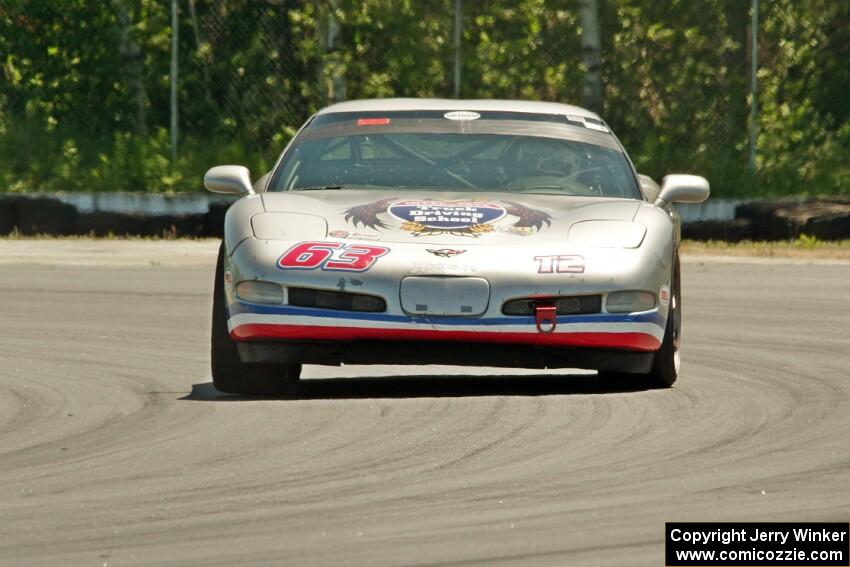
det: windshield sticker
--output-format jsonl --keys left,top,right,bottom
{"left": 444, "top": 111, "right": 481, "bottom": 121}
{"left": 565, "top": 114, "right": 610, "bottom": 133}
{"left": 344, "top": 199, "right": 551, "bottom": 238}
{"left": 584, "top": 121, "right": 609, "bottom": 132}
{"left": 357, "top": 117, "right": 391, "bottom": 126}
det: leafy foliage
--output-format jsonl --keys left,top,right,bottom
{"left": 0, "top": 0, "right": 847, "bottom": 196}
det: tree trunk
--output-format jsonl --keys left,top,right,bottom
{"left": 321, "top": 0, "right": 346, "bottom": 103}
{"left": 186, "top": 0, "right": 216, "bottom": 115}
{"left": 579, "top": 0, "right": 602, "bottom": 113}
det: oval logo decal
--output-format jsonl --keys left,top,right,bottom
{"left": 444, "top": 111, "right": 481, "bottom": 121}
{"left": 388, "top": 199, "right": 506, "bottom": 236}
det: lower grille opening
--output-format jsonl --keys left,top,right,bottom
{"left": 502, "top": 294, "right": 602, "bottom": 316}
{"left": 288, "top": 287, "right": 387, "bottom": 313}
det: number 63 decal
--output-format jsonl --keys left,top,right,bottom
{"left": 278, "top": 241, "right": 390, "bottom": 272}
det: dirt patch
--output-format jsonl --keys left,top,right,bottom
{"left": 681, "top": 238, "right": 850, "bottom": 261}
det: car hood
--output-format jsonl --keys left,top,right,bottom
{"left": 260, "top": 189, "right": 642, "bottom": 245}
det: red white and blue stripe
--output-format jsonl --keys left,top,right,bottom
{"left": 227, "top": 302, "right": 666, "bottom": 352}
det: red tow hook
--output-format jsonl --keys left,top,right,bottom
{"left": 535, "top": 303, "right": 558, "bottom": 333}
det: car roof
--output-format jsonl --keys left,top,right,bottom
{"left": 316, "top": 98, "right": 602, "bottom": 121}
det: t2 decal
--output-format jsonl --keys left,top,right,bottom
{"left": 534, "top": 254, "right": 585, "bottom": 274}
{"left": 278, "top": 241, "right": 389, "bottom": 272}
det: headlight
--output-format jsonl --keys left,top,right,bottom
{"left": 236, "top": 281, "right": 284, "bottom": 304}
{"left": 251, "top": 213, "right": 327, "bottom": 240}
{"left": 606, "top": 290, "right": 656, "bottom": 313}
{"left": 568, "top": 220, "right": 646, "bottom": 248}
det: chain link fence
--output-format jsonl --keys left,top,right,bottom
{"left": 182, "top": 0, "right": 308, "bottom": 150}
{"left": 1, "top": 0, "right": 847, "bottom": 195}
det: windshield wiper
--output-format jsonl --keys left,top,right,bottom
{"left": 291, "top": 185, "right": 345, "bottom": 191}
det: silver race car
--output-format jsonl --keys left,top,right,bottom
{"left": 205, "top": 99, "right": 709, "bottom": 395}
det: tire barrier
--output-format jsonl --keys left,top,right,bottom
{"left": 1, "top": 194, "right": 847, "bottom": 240}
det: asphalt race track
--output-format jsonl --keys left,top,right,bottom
{"left": 1, "top": 242, "right": 849, "bottom": 566}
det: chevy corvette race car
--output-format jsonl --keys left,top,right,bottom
{"left": 206, "top": 99, "right": 709, "bottom": 395}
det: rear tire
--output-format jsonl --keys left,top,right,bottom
{"left": 211, "top": 243, "right": 301, "bottom": 396}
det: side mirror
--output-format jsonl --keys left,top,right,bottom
{"left": 655, "top": 174, "right": 710, "bottom": 207}
{"left": 204, "top": 165, "right": 254, "bottom": 195}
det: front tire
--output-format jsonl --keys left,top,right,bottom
{"left": 211, "top": 243, "right": 301, "bottom": 396}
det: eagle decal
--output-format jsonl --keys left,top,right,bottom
{"left": 504, "top": 201, "right": 552, "bottom": 231}
{"left": 343, "top": 197, "right": 397, "bottom": 229}
{"left": 343, "top": 198, "right": 552, "bottom": 237}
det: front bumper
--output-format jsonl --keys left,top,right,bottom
{"left": 227, "top": 301, "right": 665, "bottom": 351}
{"left": 224, "top": 236, "right": 671, "bottom": 361}
{"left": 236, "top": 337, "right": 656, "bottom": 373}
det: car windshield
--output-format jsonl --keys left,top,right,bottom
{"left": 269, "top": 113, "right": 640, "bottom": 198}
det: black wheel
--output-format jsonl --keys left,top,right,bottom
{"left": 599, "top": 253, "right": 681, "bottom": 389}
{"left": 211, "top": 243, "right": 301, "bottom": 396}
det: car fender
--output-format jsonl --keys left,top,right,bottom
{"left": 224, "top": 194, "right": 265, "bottom": 256}
{"left": 634, "top": 203, "right": 676, "bottom": 269}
